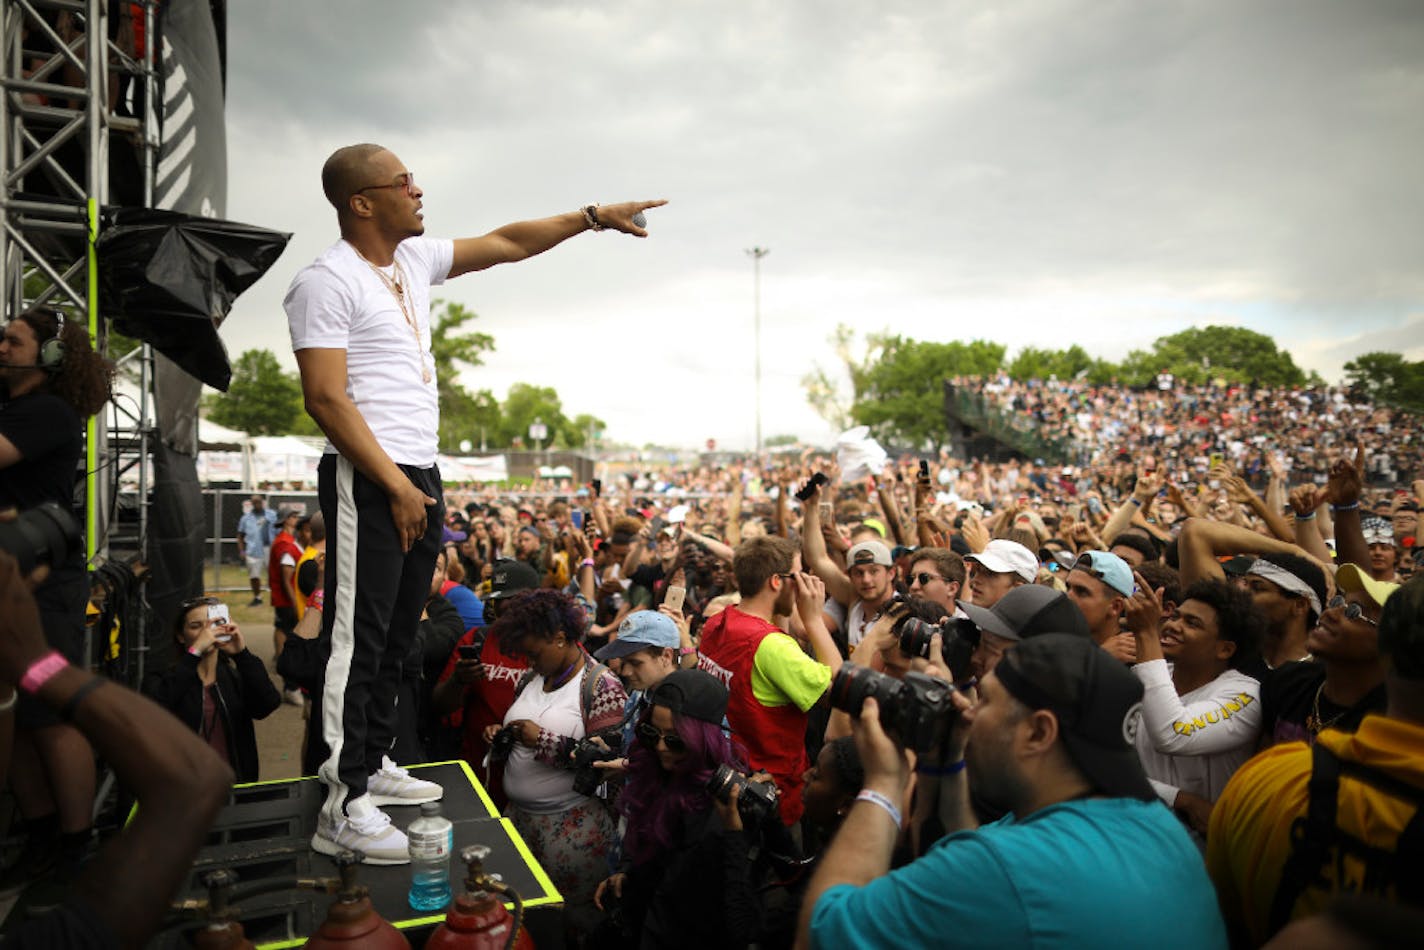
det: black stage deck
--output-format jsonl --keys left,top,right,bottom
{"left": 148, "top": 761, "right": 562, "bottom": 948}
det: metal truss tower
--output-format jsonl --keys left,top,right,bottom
{"left": 1, "top": 0, "right": 159, "bottom": 565}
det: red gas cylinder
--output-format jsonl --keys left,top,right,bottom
{"left": 303, "top": 851, "right": 411, "bottom": 950}
{"left": 426, "top": 845, "right": 534, "bottom": 950}
{"left": 426, "top": 891, "right": 533, "bottom": 950}
{"left": 303, "top": 893, "right": 410, "bottom": 950}
{"left": 192, "top": 920, "right": 255, "bottom": 950}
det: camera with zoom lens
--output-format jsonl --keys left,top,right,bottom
{"left": 0, "top": 502, "right": 82, "bottom": 574}
{"left": 488, "top": 724, "right": 519, "bottom": 764}
{"left": 569, "top": 734, "right": 623, "bottom": 796}
{"left": 707, "top": 764, "right": 781, "bottom": 828}
{"left": 828, "top": 664, "right": 959, "bottom": 754}
{"left": 897, "top": 617, "right": 981, "bottom": 683}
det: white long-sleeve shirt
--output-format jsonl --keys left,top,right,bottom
{"left": 1131, "top": 659, "right": 1262, "bottom": 807}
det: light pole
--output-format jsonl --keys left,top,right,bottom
{"left": 745, "top": 246, "right": 769, "bottom": 456}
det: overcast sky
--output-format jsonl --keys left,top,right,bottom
{"left": 218, "top": 0, "right": 1424, "bottom": 451}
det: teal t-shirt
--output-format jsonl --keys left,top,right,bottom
{"left": 810, "top": 797, "right": 1226, "bottom": 949}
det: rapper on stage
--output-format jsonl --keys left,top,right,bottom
{"left": 285, "top": 142, "right": 663, "bottom": 863}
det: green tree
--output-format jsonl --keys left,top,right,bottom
{"left": 1006, "top": 344, "right": 1115, "bottom": 383}
{"left": 565, "top": 413, "right": 608, "bottom": 450}
{"left": 498, "top": 383, "right": 571, "bottom": 449}
{"left": 441, "top": 387, "right": 502, "bottom": 452}
{"left": 1344, "top": 352, "right": 1424, "bottom": 411}
{"left": 852, "top": 336, "right": 1007, "bottom": 448}
{"left": 801, "top": 324, "right": 865, "bottom": 432}
{"left": 203, "top": 349, "right": 305, "bottom": 435}
{"left": 429, "top": 300, "right": 497, "bottom": 452}
{"left": 1117, "top": 325, "right": 1306, "bottom": 387}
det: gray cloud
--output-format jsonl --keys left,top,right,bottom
{"left": 218, "top": 0, "right": 1424, "bottom": 449}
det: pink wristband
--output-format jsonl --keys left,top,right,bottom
{"left": 20, "top": 651, "right": 69, "bottom": 694}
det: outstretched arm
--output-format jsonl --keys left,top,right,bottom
{"left": 449, "top": 200, "right": 667, "bottom": 278}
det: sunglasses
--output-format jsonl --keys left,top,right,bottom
{"left": 357, "top": 172, "right": 416, "bottom": 197}
{"left": 912, "top": 572, "right": 943, "bottom": 587}
{"left": 179, "top": 595, "right": 220, "bottom": 612}
{"left": 636, "top": 721, "right": 687, "bottom": 754}
{"left": 1326, "top": 595, "right": 1378, "bottom": 627}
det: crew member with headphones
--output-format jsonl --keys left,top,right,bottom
{"left": 0, "top": 305, "right": 114, "bottom": 909}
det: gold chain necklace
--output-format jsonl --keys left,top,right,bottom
{"left": 352, "top": 245, "right": 431, "bottom": 384}
{"left": 1306, "top": 682, "right": 1347, "bottom": 738}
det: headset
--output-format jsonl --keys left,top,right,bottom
{"left": 38, "top": 327, "right": 66, "bottom": 371}
{"left": 3, "top": 310, "right": 66, "bottom": 371}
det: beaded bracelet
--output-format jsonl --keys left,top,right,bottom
{"left": 1295, "top": 512, "right": 1317, "bottom": 521}
{"left": 1330, "top": 501, "right": 1360, "bottom": 512}
{"left": 916, "top": 759, "right": 967, "bottom": 777}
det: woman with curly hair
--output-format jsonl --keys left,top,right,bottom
{"left": 592, "top": 670, "right": 766, "bottom": 949}
{"left": 0, "top": 305, "right": 113, "bottom": 901}
{"left": 480, "top": 588, "right": 627, "bottom": 939}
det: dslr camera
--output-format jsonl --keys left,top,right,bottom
{"left": 898, "top": 617, "right": 980, "bottom": 682}
{"left": 488, "top": 724, "right": 519, "bottom": 764}
{"left": 829, "top": 664, "right": 959, "bottom": 754}
{"left": 0, "top": 502, "right": 81, "bottom": 573}
{"left": 568, "top": 734, "right": 623, "bottom": 796}
{"left": 707, "top": 764, "right": 780, "bottom": 828}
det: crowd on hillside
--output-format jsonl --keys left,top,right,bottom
{"left": 956, "top": 373, "right": 1424, "bottom": 487}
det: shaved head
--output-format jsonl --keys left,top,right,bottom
{"left": 321, "top": 143, "right": 388, "bottom": 214}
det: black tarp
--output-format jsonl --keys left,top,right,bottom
{"left": 96, "top": 207, "right": 290, "bottom": 391}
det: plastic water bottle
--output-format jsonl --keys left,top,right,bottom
{"left": 407, "top": 801, "right": 454, "bottom": 912}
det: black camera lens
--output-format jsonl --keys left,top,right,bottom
{"left": 828, "top": 663, "right": 960, "bottom": 755}
{"left": 707, "top": 764, "right": 780, "bottom": 828}
{"left": 897, "top": 618, "right": 980, "bottom": 682}
{"left": 0, "top": 502, "right": 82, "bottom": 574}
{"left": 897, "top": 617, "right": 940, "bottom": 659}
{"left": 827, "top": 663, "right": 903, "bottom": 719}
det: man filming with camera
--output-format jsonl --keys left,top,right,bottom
{"left": 798, "top": 634, "right": 1227, "bottom": 949}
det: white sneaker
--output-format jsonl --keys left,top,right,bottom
{"left": 312, "top": 795, "right": 409, "bottom": 865}
{"left": 283, "top": 688, "right": 304, "bottom": 706}
{"left": 366, "top": 756, "right": 443, "bottom": 807}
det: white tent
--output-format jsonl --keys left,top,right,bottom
{"left": 439, "top": 454, "right": 509, "bottom": 484}
{"left": 248, "top": 436, "right": 324, "bottom": 486}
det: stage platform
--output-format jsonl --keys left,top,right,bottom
{"left": 150, "top": 761, "right": 563, "bottom": 949}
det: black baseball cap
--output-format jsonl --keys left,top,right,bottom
{"left": 959, "top": 585, "right": 1090, "bottom": 642}
{"left": 488, "top": 557, "right": 541, "bottom": 600}
{"left": 646, "top": 669, "right": 728, "bottom": 725}
{"left": 992, "top": 634, "right": 1155, "bottom": 802}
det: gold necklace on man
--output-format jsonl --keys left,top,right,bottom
{"left": 353, "top": 246, "right": 431, "bottom": 384}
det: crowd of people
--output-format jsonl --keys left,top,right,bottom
{"left": 958, "top": 372, "right": 1424, "bottom": 487}
{"left": 50, "top": 436, "right": 1414, "bottom": 947}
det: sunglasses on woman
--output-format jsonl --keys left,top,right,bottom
{"left": 636, "top": 721, "right": 687, "bottom": 754}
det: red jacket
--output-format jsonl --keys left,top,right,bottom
{"left": 698, "top": 606, "right": 810, "bottom": 825}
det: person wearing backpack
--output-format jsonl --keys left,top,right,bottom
{"left": 1208, "top": 568, "right": 1422, "bottom": 946}
{"left": 480, "top": 588, "right": 627, "bottom": 940}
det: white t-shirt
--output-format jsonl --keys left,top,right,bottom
{"left": 284, "top": 237, "right": 454, "bottom": 466}
{"left": 1132, "top": 659, "right": 1262, "bottom": 808}
{"left": 501, "top": 670, "right": 587, "bottom": 815}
